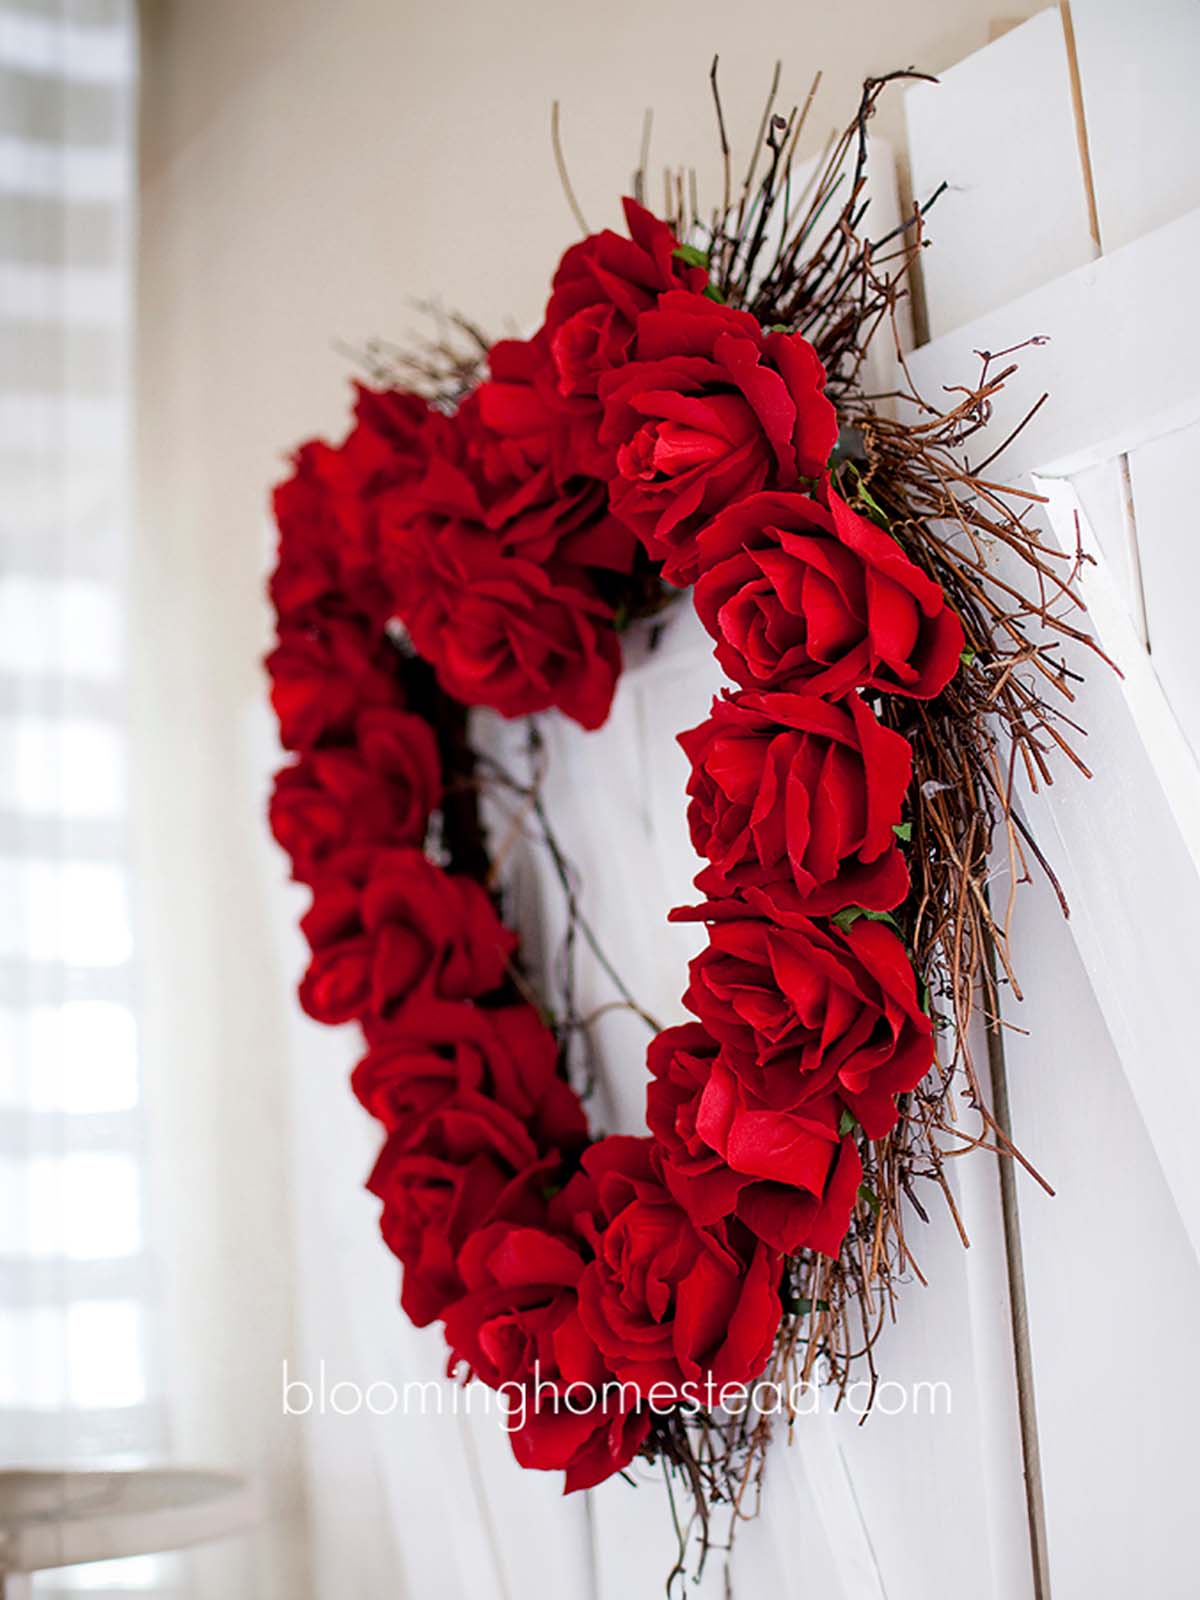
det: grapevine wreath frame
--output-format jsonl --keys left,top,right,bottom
{"left": 265, "top": 70, "right": 1102, "bottom": 1565}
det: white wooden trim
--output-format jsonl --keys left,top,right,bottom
{"left": 907, "top": 206, "right": 1200, "bottom": 476}
{"left": 1034, "top": 472, "right": 1200, "bottom": 873}
{"left": 903, "top": 218, "right": 1200, "bottom": 1262}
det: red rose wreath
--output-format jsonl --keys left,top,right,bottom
{"left": 266, "top": 79, "right": 1086, "bottom": 1539}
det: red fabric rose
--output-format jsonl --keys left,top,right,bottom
{"left": 679, "top": 690, "right": 912, "bottom": 913}
{"left": 269, "top": 707, "right": 441, "bottom": 884}
{"left": 471, "top": 338, "right": 627, "bottom": 556}
{"left": 359, "top": 1006, "right": 586, "bottom": 1327}
{"left": 353, "top": 1002, "right": 587, "bottom": 1156}
{"left": 675, "top": 905, "right": 934, "bottom": 1138}
{"left": 646, "top": 1023, "right": 862, "bottom": 1256}
{"left": 298, "top": 848, "right": 516, "bottom": 1026}
{"left": 462, "top": 362, "right": 636, "bottom": 570}
{"left": 565, "top": 1135, "right": 781, "bottom": 1398}
{"left": 269, "top": 384, "right": 431, "bottom": 628}
{"left": 509, "top": 1386, "right": 650, "bottom": 1494}
{"left": 693, "top": 486, "right": 965, "bottom": 699}
{"left": 266, "top": 614, "right": 404, "bottom": 752}
{"left": 597, "top": 294, "right": 838, "bottom": 584}
{"left": 540, "top": 199, "right": 707, "bottom": 476}
{"left": 443, "top": 1219, "right": 593, "bottom": 1388}
{"left": 368, "top": 1126, "right": 560, "bottom": 1328}
{"left": 442, "top": 1216, "right": 650, "bottom": 1492}
{"left": 383, "top": 517, "right": 621, "bottom": 731}
{"left": 510, "top": 1390, "right": 650, "bottom": 1493}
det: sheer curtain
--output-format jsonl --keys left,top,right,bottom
{"left": 0, "top": 2, "right": 176, "bottom": 1592}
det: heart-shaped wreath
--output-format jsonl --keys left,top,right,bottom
{"left": 265, "top": 73, "right": 1096, "bottom": 1556}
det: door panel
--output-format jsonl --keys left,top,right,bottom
{"left": 907, "top": 8, "right": 1200, "bottom": 1595}
{"left": 1001, "top": 864, "right": 1200, "bottom": 1599}
{"left": 478, "top": 597, "right": 1030, "bottom": 1599}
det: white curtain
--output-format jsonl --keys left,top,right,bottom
{"left": 0, "top": 2, "right": 181, "bottom": 1592}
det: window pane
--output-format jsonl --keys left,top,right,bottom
{"left": 0, "top": 1307, "right": 65, "bottom": 1406}
{"left": 0, "top": 715, "right": 125, "bottom": 817}
{"left": 0, "top": 858, "right": 132, "bottom": 965}
{"left": 67, "top": 1300, "right": 144, "bottom": 1407}
{"left": 0, "top": 1152, "right": 142, "bottom": 1258}
{"left": 44, "top": 1554, "right": 173, "bottom": 1593}
{"left": 0, "top": 575, "right": 122, "bottom": 680}
{"left": 0, "top": 1002, "right": 139, "bottom": 1112}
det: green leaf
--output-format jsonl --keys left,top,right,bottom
{"left": 858, "top": 1183, "right": 881, "bottom": 1216}
{"left": 840, "top": 461, "right": 891, "bottom": 529}
{"left": 612, "top": 601, "right": 630, "bottom": 633}
{"left": 703, "top": 282, "right": 726, "bottom": 304}
{"left": 838, "top": 1108, "right": 859, "bottom": 1137}
{"left": 918, "top": 977, "right": 932, "bottom": 1016}
{"left": 856, "top": 484, "right": 890, "bottom": 529}
{"left": 835, "top": 905, "right": 903, "bottom": 936}
{"left": 865, "top": 909, "right": 902, "bottom": 930}
{"left": 794, "top": 1296, "right": 831, "bottom": 1316}
{"left": 892, "top": 821, "right": 912, "bottom": 842}
{"left": 673, "top": 243, "right": 710, "bottom": 269}
{"left": 767, "top": 322, "right": 792, "bottom": 333}
{"left": 960, "top": 647, "right": 977, "bottom": 668}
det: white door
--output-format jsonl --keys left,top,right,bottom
{"left": 902, "top": 7, "right": 1200, "bottom": 1597}
{"left": 285, "top": 8, "right": 1200, "bottom": 1595}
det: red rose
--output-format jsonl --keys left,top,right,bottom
{"left": 445, "top": 359, "right": 631, "bottom": 572}
{"left": 298, "top": 848, "right": 517, "bottom": 1026}
{"left": 383, "top": 518, "right": 621, "bottom": 731}
{"left": 471, "top": 339, "right": 559, "bottom": 487}
{"left": 679, "top": 690, "right": 912, "bottom": 913}
{"left": 359, "top": 1007, "right": 587, "bottom": 1327}
{"left": 693, "top": 487, "right": 965, "bottom": 699}
{"left": 443, "top": 1220, "right": 596, "bottom": 1389}
{"left": 266, "top": 614, "right": 404, "bottom": 751}
{"left": 597, "top": 294, "right": 838, "bottom": 584}
{"left": 269, "top": 384, "right": 430, "bottom": 627}
{"left": 509, "top": 1386, "right": 650, "bottom": 1493}
{"left": 646, "top": 1024, "right": 862, "bottom": 1256}
{"left": 353, "top": 1002, "right": 588, "bottom": 1157}
{"left": 352, "top": 384, "right": 434, "bottom": 479}
{"left": 471, "top": 337, "right": 615, "bottom": 534}
{"left": 380, "top": 368, "right": 633, "bottom": 576}
{"left": 566, "top": 1136, "right": 781, "bottom": 1397}
{"left": 442, "top": 1216, "right": 650, "bottom": 1492}
{"left": 368, "top": 1125, "right": 560, "bottom": 1327}
{"left": 546, "top": 200, "right": 707, "bottom": 391}
{"left": 269, "top": 707, "right": 441, "bottom": 884}
{"left": 675, "top": 905, "right": 934, "bottom": 1139}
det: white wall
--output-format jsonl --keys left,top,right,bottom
{"left": 132, "top": 4, "right": 1042, "bottom": 1596}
